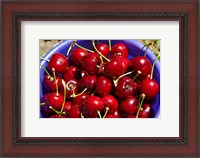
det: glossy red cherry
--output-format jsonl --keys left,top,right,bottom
{"left": 79, "top": 75, "right": 97, "bottom": 94}
{"left": 81, "top": 95, "right": 104, "bottom": 118}
{"left": 102, "top": 95, "right": 118, "bottom": 114}
{"left": 59, "top": 78, "right": 79, "bottom": 99}
{"left": 43, "top": 75, "right": 62, "bottom": 92}
{"left": 95, "top": 43, "right": 110, "bottom": 57}
{"left": 105, "top": 57, "right": 124, "bottom": 79}
{"left": 48, "top": 53, "right": 68, "bottom": 73}
{"left": 63, "top": 101, "right": 72, "bottom": 113}
{"left": 129, "top": 56, "right": 152, "bottom": 79}
{"left": 47, "top": 92, "right": 64, "bottom": 111}
{"left": 70, "top": 48, "right": 88, "bottom": 66}
{"left": 120, "top": 96, "right": 139, "bottom": 115}
{"left": 80, "top": 53, "right": 101, "bottom": 75}
{"left": 110, "top": 43, "right": 128, "bottom": 58}
{"left": 72, "top": 93, "right": 88, "bottom": 106}
{"left": 115, "top": 76, "right": 137, "bottom": 99}
{"left": 96, "top": 76, "right": 113, "bottom": 97}
{"left": 68, "top": 105, "right": 81, "bottom": 118}
{"left": 138, "top": 104, "right": 153, "bottom": 118}
{"left": 140, "top": 78, "right": 159, "bottom": 99}
{"left": 63, "top": 66, "right": 80, "bottom": 81}
{"left": 104, "top": 110, "right": 121, "bottom": 118}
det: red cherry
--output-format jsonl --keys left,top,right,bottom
{"left": 63, "top": 101, "right": 72, "bottom": 113}
{"left": 110, "top": 43, "right": 128, "bottom": 58}
{"left": 43, "top": 75, "right": 62, "bottom": 92}
{"left": 96, "top": 76, "right": 113, "bottom": 97}
{"left": 63, "top": 66, "right": 80, "bottom": 81}
{"left": 102, "top": 95, "right": 118, "bottom": 114}
{"left": 104, "top": 110, "right": 121, "bottom": 118}
{"left": 138, "top": 104, "right": 153, "bottom": 118}
{"left": 140, "top": 78, "right": 159, "bottom": 99}
{"left": 47, "top": 92, "right": 64, "bottom": 111}
{"left": 81, "top": 95, "right": 104, "bottom": 118}
{"left": 70, "top": 48, "right": 88, "bottom": 66}
{"left": 115, "top": 76, "right": 137, "bottom": 99}
{"left": 105, "top": 57, "right": 124, "bottom": 79}
{"left": 59, "top": 78, "right": 79, "bottom": 99}
{"left": 95, "top": 43, "right": 110, "bottom": 57}
{"left": 72, "top": 93, "right": 88, "bottom": 106}
{"left": 120, "top": 96, "right": 139, "bottom": 115}
{"left": 80, "top": 53, "right": 101, "bottom": 75}
{"left": 129, "top": 56, "right": 152, "bottom": 79}
{"left": 48, "top": 53, "right": 68, "bottom": 73}
{"left": 41, "top": 93, "right": 51, "bottom": 104}
{"left": 79, "top": 75, "right": 97, "bottom": 94}
{"left": 127, "top": 115, "right": 136, "bottom": 118}
{"left": 68, "top": 105, "right": 81, "bottom": 118}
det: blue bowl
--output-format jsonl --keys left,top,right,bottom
{"left": 40, "top": 40, "right": 160, "bottom": 118}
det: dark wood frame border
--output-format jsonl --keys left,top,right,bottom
{"left": 1, "top": 0, "right": 199, "bottom": 157}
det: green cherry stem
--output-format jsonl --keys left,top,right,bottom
{"left": 150, "top": 54, "right": 160, "bottom": 79}
{"left": 136, "top": 93, "right": 146, "bottom": 118}
{"left": 132, "top": 71, "right": 141, "bottom": 81}
{"left": 49, "top": 106, "right": 66, "bottom": 115}
{"left": 40, "top": 102, "right": 46, "bottom": 106}
{"left": 103, "top": 107, "right": 109, "bottom": 118}
{"left": 59, "top": 79, "right": 67, "bottom": 116}
{"left": 97, "top": 110, "right": 102, "bottom": 118}
{"left": 74, "top": 41, "right": 94, "bottom": 53}
{"left": 66, "top": 40, "right": 76, "bottom": 57}
{"left": 40, "top": 64, "right": 53, "bottom": 80}
{"left": 113, "top": 71, "right": 134, "bottom": 86}
{"left": 71, "top": 87, "right": 88, "bottom": 98}
{"left": 92, "top": 40, "right": 110, "bottom": 62}
{"left": 108, "top": 40, "right": 111, "bottom": 51}
{"left": 81, "top": 113, "right": 84, "bottom": 118}
{"left": 52, "top": 68, "right": 59, "bottom": 96}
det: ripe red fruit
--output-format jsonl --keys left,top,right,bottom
{"left": 96, "top": 76, "right": 113, "bottom": 97}
{"left": 140, "top": 78, "right": 159, "bottom": 99}
{"left": 68, "top": 105, "right": 81, "bottom": 118}
{"left": 47, "top": 92, "right": 64, "bottom": 111}
{"left": 102, "top": 95, "right": 118, "bottom": 114}
{"left": 95, "top": 43, "right": 110, "bottom": 57}
{"left": 120, "top": 96, "right": 139, "bottom": 115}
{"left": 138, "top": 104, "right": 153, "bottom": 118}
{"left": 48, "top": 53, "right": 68, "bottom": 73}
{"left": 43, "top": 75, "right": 62, "bottom": 92}
{"left": 70, "top": 48, "right": 88, "bottom": 66}
{"left": 81, "top": 95, "right": 104, "bottom": 118}
{"left": 80, "top": 53, "right": 101, "bottom": 75}
{"left": 129, "top": 56, "right": 152, "bottom": 79}
{"left": 63, "top": 66, "right": 80, "bottom": 81}
{"left": 79, "top": 75, "right": 97, "bottom": 94}
{"left": 110, "top": 43, "right": 128, "bottom": 58}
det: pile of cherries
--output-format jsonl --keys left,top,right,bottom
{"left": 40, "top": 40, "right": 159, "bottom": 118}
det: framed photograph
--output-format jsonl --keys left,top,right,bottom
{"left": 1, "top": 0, "right": 199, "bottom": 157}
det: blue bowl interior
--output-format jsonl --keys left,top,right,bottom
{"left": 40, "top": 40, "right": 160, "bottom": 118}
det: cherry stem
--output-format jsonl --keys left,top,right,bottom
{"left": 49, "top": 106, "right": 66, "bottom": 115}
{"left": 40, "top": 102, "right": 46, "bottom": 106}
{"left": 108, "top": 40, "right": 111, "bottom": 50}
{"left": 66, "top": 40, "right": 76, "bottom": 57}
{"left": 150, "top": 55, "right": 160, "bottom": 79}
{"left": 133, "top": 71, "right": 141, "bottom": 81}
{"left": 143, "top": 45, "right": 149, "bottom": 57}
{"left": 92, "top": 40, "right": 110, "bottom": 62}
{"left": 71, "top": 87, "right": 87, "bottom": 98}
{"left": 40, "top": 64, "right": 52, "bottom": 79}
{"left": 136, "top": 93, "right": 146, "bottom": 118}
{"left": 81, "top": 113, "right": 84, "bottom": 118}
{"left": 52, "top": 68, "right": 58, "bottom": 95}
{"left": 74, "top": 41, "right": 94, "bottom": 53}
{"left": 103, "top": 107, "right": 109, "bottom": 118}
{"left": 97, "top": 110, "right": 102, "bottom": 118}
{"left": 40, "top": 57, "right": 50, "bottom": 62}
{"left": 59, "top": 80, "right": 67, "bottom": 116}
{"left": 113, "top": 71, "right": 134, "bottom": 86}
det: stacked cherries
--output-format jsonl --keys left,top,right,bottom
{"left": 40, "top": 40, "right": 160, "bottom": 118}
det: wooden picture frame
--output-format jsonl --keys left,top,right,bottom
{"left": 1, "top": 0, "right": 199, "bottom": 157}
